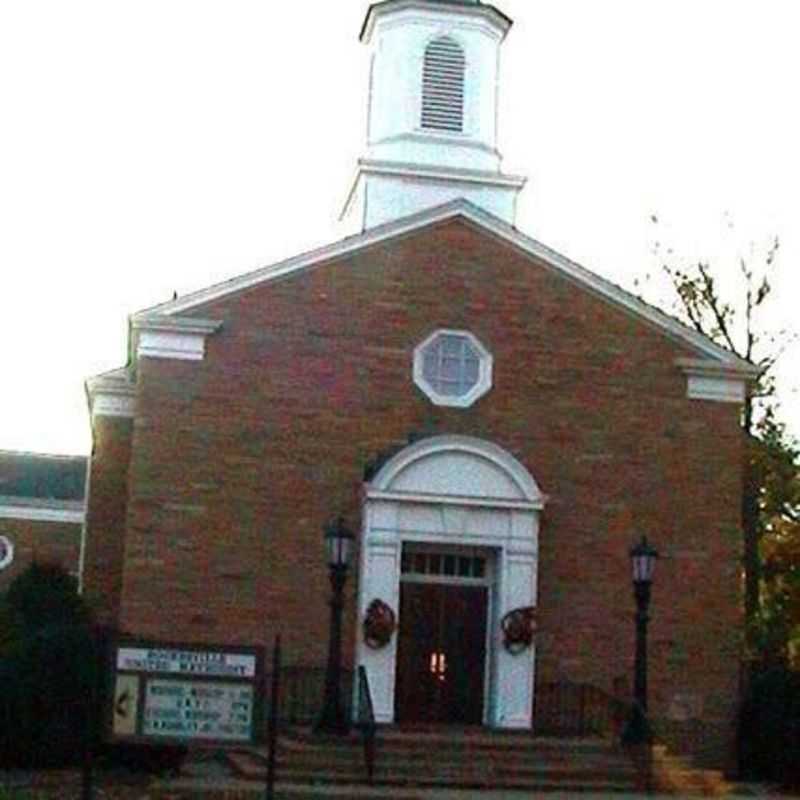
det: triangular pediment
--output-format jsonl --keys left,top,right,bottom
{"left": 131, "top": 199, "right": 756, "bottom": 375}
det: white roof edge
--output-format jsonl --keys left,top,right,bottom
{"left": 131, "top": 198, "right": 754, "bottom": 370}
{"left": 85, "top": 367, "right": 134, "bottom": 396}
{"left": 131, "top": 315, "right": 223, "bottom": 335}
{"left": 676, "top": 357, "right": 760, "bottom": 379}
{"left": 357, "top": 159, "right": 527, "bottom": 188}
{"left": 0, "top": 495, "right": 86, "bottom": 512}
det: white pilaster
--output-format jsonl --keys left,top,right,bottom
{"left": 356, "top": 501, "right": 402, "bottom": 724}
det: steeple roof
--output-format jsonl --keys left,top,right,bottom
{"left": 360, "top": 0, "right": 512, "bottom": 42}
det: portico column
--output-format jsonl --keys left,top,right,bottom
{"left": 491, "top": 511, "right": 538, "bottom": 729}
{"left": 355, "top": 501, "right": 401, "bottom": 724}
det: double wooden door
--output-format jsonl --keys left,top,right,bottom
{"left": 395, "top": 582, "right": 488, "bottom": 725}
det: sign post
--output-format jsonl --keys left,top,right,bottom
{"left": 107, "top": 639, "right": 264, "bottom": 748}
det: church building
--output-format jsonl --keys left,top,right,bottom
{"left": 81, "top": 0, "right": 756, "bottom": 766}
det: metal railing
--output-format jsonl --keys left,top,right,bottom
{"left": 533, "top": 680, "right": 628, "bottom": 738}
{"left": 355, "top": 665, "right": 377, "bottom": 782}
{"left": 261, "top": 661, "right": 375, "bottom": 783}
{"left": 265, "top": 635, "right": 281, "bottom": 800}
{"left": 534, "top": 680, "right": 654, "bottom": 791}
{"left": 262, "top": 666, "right": 354, "bottom": 727}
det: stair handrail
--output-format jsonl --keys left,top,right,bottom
{"left": 265, "top": 634, "right": 281, "bottom": 800}
{"left": 355, "top": 665, "right": 377, "bottom": 782}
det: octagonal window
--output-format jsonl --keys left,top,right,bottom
{"left": 413, "top": 330, "right": 493, "bottom": 408}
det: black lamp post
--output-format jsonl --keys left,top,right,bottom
{"left": 316, "top": 516, "right": 355, "bottom": 735}
{"left": 624, "top": 535, "right": 659, "bottom": 744}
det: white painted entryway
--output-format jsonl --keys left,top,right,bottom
{"left": 355, "top": 435, "right": 545, "bottom": 728}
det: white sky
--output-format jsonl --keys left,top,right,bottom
{"left": 1, "top": 0, "right": 798, "bottom": 456}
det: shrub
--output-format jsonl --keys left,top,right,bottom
{"left": 0, "top": 563, "right": 97, "bottom": 768}
{"left": 740, "top": 665, "right": 800, "bottom": 788}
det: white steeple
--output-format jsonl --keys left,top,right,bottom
{"left": 342, "top": 0, "right": 526, "bottom": 231}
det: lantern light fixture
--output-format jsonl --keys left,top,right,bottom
{"left": 630, "top": 535, "right": 658, "bottom": 584}
{"left": 324, "top": 516, "right": 355, "bottom": 570}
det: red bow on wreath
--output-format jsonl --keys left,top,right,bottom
{"left": 501, "top": 606, "right": 537, "bottom": 654}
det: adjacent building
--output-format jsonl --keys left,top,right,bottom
{"left": 0, "top": 450, "right": 87, "bottom": 594}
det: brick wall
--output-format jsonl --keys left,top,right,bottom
{"left": 0, "top": 515, "right": 82, "bottom": 595}
{"left": 82, "top": 415, "right": 134, "bottom": 627}
{"left": 112, "top": 218, "right": 743, "bottom": 765}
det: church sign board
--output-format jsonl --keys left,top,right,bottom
{"left": 108, "top": 639, "right": 264, "bottom": 746}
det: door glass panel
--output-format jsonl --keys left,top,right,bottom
{"left": 396, "top": 582, "right": 487, "bottom": 725}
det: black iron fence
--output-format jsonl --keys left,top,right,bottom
{"left": 262, "top": 666, "right": 354, "bottom": 727}
{"left": 533, "top": 680, "right": 627, "bottom": 737}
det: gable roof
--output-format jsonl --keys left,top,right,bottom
{"left": 132, "top": 199, "right": 757, "bottom": 375}
{"left": 0, "top": 451, "right": 88, "bottom": 502}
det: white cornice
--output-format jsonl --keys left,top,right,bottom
{"left": 86, "top": 368, "right": 136, "bottom": 420}
{"left": 360, "top": 1, "right": 512, "bottom": 44}
{"left": 341, "top": 160, "right": 525, "bottom": 221}
{"left": 677, "top": 358, "right": 754, "bottom": 404}
{"left": 130, "top": 200, "right": 755, "bottom": 371}
{"left": 676, "top": 357, "right": 759, "bottom": 379}
{"left": 132, "top": 316, "right": 223, "bottom": 362}
{"left": 361, "top": 159, "right": 525, "bottom": 188}
{"left": 0, "top": 497, "right": 85, "bottom": 524}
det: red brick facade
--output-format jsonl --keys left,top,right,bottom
{"left": 0, "top": 516, "right": 83, "bottom": 595}
{"left": 81, "top": 416, "right": 133, "bottom": 627}
{"left": 84, "top": 217, "right": 744, "bottom": 765}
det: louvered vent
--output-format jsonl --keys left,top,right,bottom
{"left": 421, "top": 36, "right": 465, "bottom": 133}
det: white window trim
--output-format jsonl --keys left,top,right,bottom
{"left": 0, "top": 535, "right": 14, "bottom": 570}
{"left": 413, "top": 328, "right": 493, "bottom": 408}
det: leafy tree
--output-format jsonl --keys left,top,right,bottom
{"left": 648, "top": 219, "right": 798, "bottom": 659}
{"left": 757, "top": 412, "right": 800, "bottom": 666}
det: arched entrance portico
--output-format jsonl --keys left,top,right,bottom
{"left": 356, "top": 435, "right": 545, "bottom": 729}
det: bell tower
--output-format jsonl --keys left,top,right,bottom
{"left": 343, "top": 0, "right": 526, "bottom": 231}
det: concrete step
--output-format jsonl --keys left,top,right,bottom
{"left": 157, "top": 776, "right": 651, "bottom": 798}
{"left": 269, "top": 744, "right": 634, "bottom": 766}
{"left": 227, "top": 746, "right": 638, "bottom": 792}
{"left": 181, "top": 731, "right": 738, "bottom": 797}
{"left": 287, "top": 728, "right": 615, "bottom": 754}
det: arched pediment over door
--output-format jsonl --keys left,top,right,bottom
{"left": 357, "top": 435, "right": 546, "bottom": 729}
{"left": 369, "top": 434, "right": 544, "bottom": 508}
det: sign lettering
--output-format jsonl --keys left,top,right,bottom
{"left": 117, "top": 647, "right": 256, "bottom": 678}
{"left": 142, "top": 680, "right": 254, "bottom": 741}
